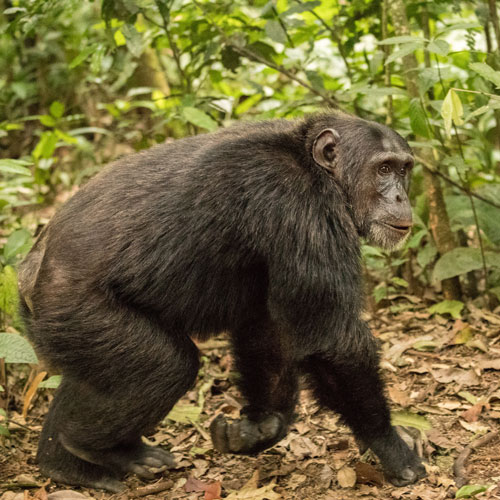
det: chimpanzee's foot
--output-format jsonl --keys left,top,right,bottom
{"left": 38, "top": 439, "right": 126, "bottom": 493}
{"left": 367, "top": 427, "right": 426, "bottom": 486}
{"left": 210, "top": 409, "right": 287, "bottom": 454}
{"left": 61, "top": 437, "right": 176, "bottom": 480}
{"left": 118, "top": 443, "right": 176, "bottom": 479}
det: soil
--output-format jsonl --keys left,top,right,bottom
{"left": 2, "top": 300, "right": 500, "bottom": 500}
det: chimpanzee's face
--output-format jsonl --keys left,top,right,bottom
{"left": 311, "top": 119, "right": 413, "bottom": 250}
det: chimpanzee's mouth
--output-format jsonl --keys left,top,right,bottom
{"left": 379, "top": 221, "right": 412, "bottom": 234}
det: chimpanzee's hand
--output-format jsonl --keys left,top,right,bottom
{"left": 367, "top": 427, "right": 426, "bottom": 486}
{"left": 210, "top": 408, "right": 287, "bottom": 454}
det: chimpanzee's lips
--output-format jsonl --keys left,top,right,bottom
{"left": 379, "top": 221, "right": 412, "bottom": 234}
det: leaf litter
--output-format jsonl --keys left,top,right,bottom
{"left": 2, "top": 300, "right": 500, "bottom": 499}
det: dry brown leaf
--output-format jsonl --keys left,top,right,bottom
{"left": 185, "top": 477, "right": 221, "bottom": 499}
{"left": 354, "top": 462, "right": 384, "bottom": 486}
{"left": 289, "top": 436, "right": 322, "bottom": 459}
{"left": 225, "top": 480, "right": 281, "bottom": 499}
{"left": 0, "top": 493, "right": 24, "bottom": 500}
{"left": 461, "top": 403, "right": 485, "bottom": 423}
{"left": 431, "top": 367, "right": 480, "bottom": 386}
{"left": 46, "top": 492, "right": 88, "bottom": 500}
{"left": 426, "top": 429, "right": 456, "bottom": 450}
{"left": 337, "top": 465, "right": 356, "bottom": 488}
{"left": 286, "top": 474, "right": 307, "bottom": 489}
{"left": 478, "top": 358, "right": 500, "bottom": 371}
{"left": 388, "top": 385, "right": 410, "bottom": 407}
{"left": 22, "top": 371, "right": 47, "bottom": 418}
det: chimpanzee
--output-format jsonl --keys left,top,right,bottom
{"left": 18, "top": 112, "right": 425, "bottom": 492}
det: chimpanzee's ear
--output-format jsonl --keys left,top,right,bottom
{"left": 312, "top": 128, "right": 340, "bottom": 171}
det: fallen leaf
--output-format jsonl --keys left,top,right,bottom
{"left": 287, "top": 474, "right": 307, "bottom": 489}
{"left": 478, "top": 359, "right": 500, "bottom": 371}
{"left": 426, "top": 429, "right": 456, "bottom": 450}
{"left": 461, "top": 403, "right": 485, "bottom": 423}
{"left": 225, "top": 481, "right": 281, "bottom": 499}
{"left": 185, "top": 477, "right": 222, "bottom": 499}
{"left": 337, "top": 465, "right": 356, "bottom": 488}
{"left": 431, "top": 367, "right": 480, "bottom": 386}
{"left": 0, "top": 493, "right": 24, "bottom": 500}
{"left": 355, "top": 462, "right": 384, "bottom": 486}
{"left": 459, "top": 420, "right": 490, "bottom": 433}
{"left": 47, "top": 492, "right": 88, "bottom": 500}
{"left": 289, "top": 436, "right": 322, "bottom": 459}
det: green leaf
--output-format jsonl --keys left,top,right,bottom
{"left": 166, "top": 404, "right": 201, "bottom": 424}
{"left": 455, "top": 484, "right": 490, "bottom": 499}
{"left": 413, "top": 340, "right": 439, "bottom": 351}
{"left": 469, "top": 62, "right": 500, "bottom": 88}
{"left": 33, "top": 131, "right": 58, "bottom": 160}
{"left": 182, "top": 107, "right": 217, "bottom": 131}
{"left": 458, "top": 391, "right": 477, "bottom": 404}
{"left": 50, "top": 101, "right": 65, "bottom": 119}
{"left": 391, "top": 277, "right": 409, "bottom": 288}
{"left": 385, "top": 42, "right": 422, "bottom": 65}
{"left": 122, "top": 23, "right": 142, "bottom": 57}
{"left": 0, "top": 159, "right": 32, "bottom": 176}
{"left": 378, "top": 35, "right": 426, "bottom": 45}
{"left": 391, "top": 411, "right": 431, "bottom": 431}
{"left": 428, "top": 300, "right": 464, "bottom": 319}
{"left": 39, "top": 115, "right": 56, "bottom": 127}
{"left": 265, "top": 20, "right": 287, "bottom": 44}
{"left": 409, "top": 98, "right": 430, "bottom": 138}
{"left": 4, "top": 229, "right": 32, "bottom": 263}
{"left": 69, "top": 45, "right": 96, "bottom": 69}
{"left": 433, "top": 248, "right": 500, "bottom": 281}
{"left": 282, "top": 1, "right": 321, "bottom": 16}
{"left": 0, "top": 333, "right": 38, "bottom": 364}
{"left": 38, "top": 375, "right": 62, "bottom": 389}
{"left": 427, "top": 39, "right": 450, "bottom": 56}
{"left": 0, "top": 266, "right": 19, "bottom": 318}
{"left": 441, "top": 89, "right": 464, "bottom": 136}
{"left": 0, "top": 424, "right": 10, "bottom": 437}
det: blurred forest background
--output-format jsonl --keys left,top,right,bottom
{"left": 2, "top": 0, "right": 500, "bottom": 498}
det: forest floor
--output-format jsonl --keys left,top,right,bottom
{"left": 2, "top": 300, "right": 500, "bottom": 500}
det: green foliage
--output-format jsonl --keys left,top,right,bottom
{"left": 0, "top": 0, "right": 499, "bottom": 312}
{"left": 428, "top": 300, "right": 465, "bottom": 320}
{"left": 455, "top": 484, "right": 491, "bottom": 499}
{"left": 0, "top": 332, "right": 38, "bottom": 364}
{"left": 391, "top": 411, "right": 431, "bottom": 432}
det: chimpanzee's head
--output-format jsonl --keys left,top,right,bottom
{"left": 310, "top": 114, "right": 413, "bottom": 250}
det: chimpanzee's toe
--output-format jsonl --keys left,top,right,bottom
{"left": 210, "top": 411, "right": 286, "bottom": 454}
{"left": 388, "top": 462, "right": 426, "bottom": 486}
{"left": 122, "top": 443, "right": 175, "bottom": 478}
{"left": 367, "top": 427, "right": 426, "bottom": 486}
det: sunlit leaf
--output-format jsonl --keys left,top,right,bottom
{"left": 441, "top": 89, "right": 464, "bottom": 136}
{"left": 391, "top": 411, "right": 431, "bottom": 431}
{"left": 409, "top": 98, "right": 430, "bottom": 138}
{"left": 470, "top": 62, "right": 500, "bottom": 88}
{"left": 0, "top": 333, "right": 38, "bottom": 364}
{"left": 428, "top": 300, "right": 464, "bottom": 320}
{"left": 265, "top": 20, "right": 287, "bottom": 44}
{"left": 182, "top": 107, "right": 218, "bottom": 131}
{"left": 433, "top": 248, "right": 500, "bottom": 281}
{"left": 455, "top": 484, "right": 491, "bottom": 498}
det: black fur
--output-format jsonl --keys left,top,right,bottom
{"left": 18, "top": 113, "right": 425, "bottom": 491}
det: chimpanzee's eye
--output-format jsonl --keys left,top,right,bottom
{"left": 378, "top": 163, "right": 391, "bottom": 175}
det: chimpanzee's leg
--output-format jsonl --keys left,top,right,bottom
{"left": 36, "top": 309, "right": 199, "bottom": 492}
{"left": 210, "top": 318, "right": 298, "bottom": 454}
{"left": 303, "top": 323, "right": 425, "bottom": 486}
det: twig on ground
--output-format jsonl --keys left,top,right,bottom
{"left": 454, "top": 430, "right": 498, "bottom": 487}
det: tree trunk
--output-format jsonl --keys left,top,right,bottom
{"left": 389, "top": 0, "right": 462, "bottom": 300}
